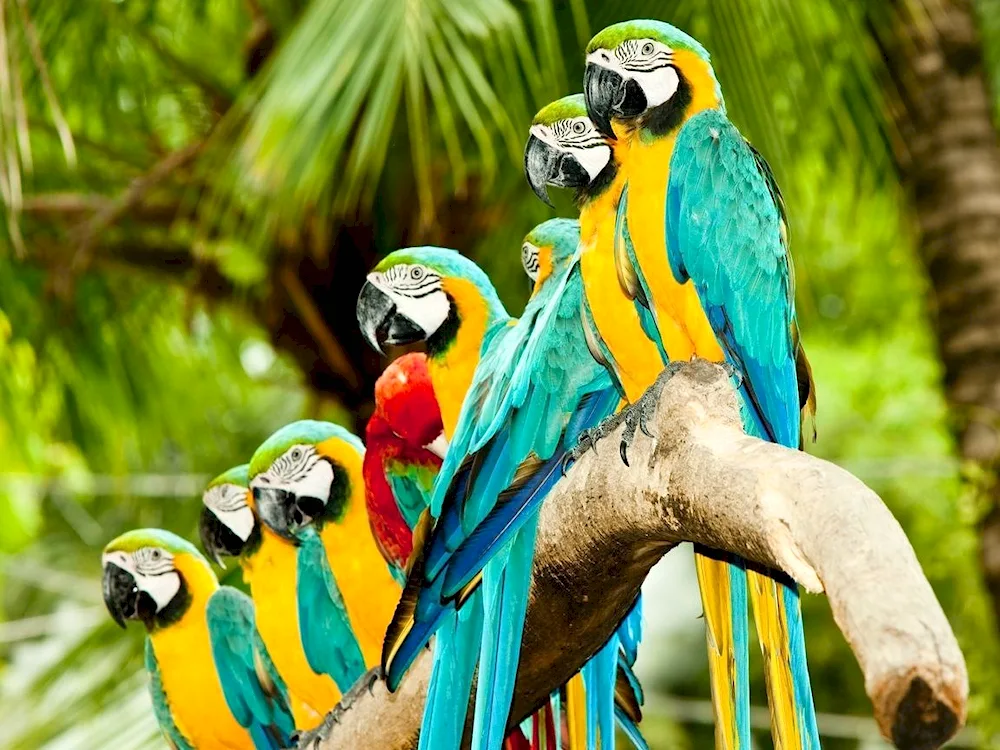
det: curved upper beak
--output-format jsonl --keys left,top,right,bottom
{"left": 357, "top": 281, "right": 426, "bottom": 355}
{"left": 102, "top": 563, "right": 139, "bottom": 629}
{"left": 253, "top": 485, "right": 300, "bottom": 541}
{"left": 198, "top": 507, "right": 239, "bottom": 567}
{"left": 524, "top": 133, "right": 591, "bottom": 205}
{"left": 524, "top": 133, "right": 560, "bottom": 207}
{"left": 584, "top": 61, "right": 625, "bottom": 138}
{"left": 423, "top": 432, "right": 449, "bottom": 460}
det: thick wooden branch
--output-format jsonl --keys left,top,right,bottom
{"left": 318, "top": 360, "right": 967, "bottom": 750}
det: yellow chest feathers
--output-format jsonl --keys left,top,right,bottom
{"left": 242, "top": 528, "right": 341, "bottom": 721}
{"left": 148, "top": 559, "right": 252, "bottom": 749}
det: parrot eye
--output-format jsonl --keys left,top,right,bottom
{"left": 291, "top": 448, "right": 302, "bottom": 461}
{"left": 572, "top": 121, "right": 587, "bottom": 134}
{"left": 410, "top": 266, "right": 424, "bottom": 280}
{"left": 641, "top": 42, "right": 655, "bottom": 55}
{"left": 151, "top": 549, "right": 161, "bottom": 560}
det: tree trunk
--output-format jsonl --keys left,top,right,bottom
{"left": 873, "top": 0, "right": 1000, "bottom": 626}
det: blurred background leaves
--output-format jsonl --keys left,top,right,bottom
{"left": 1, "top": 0, "right": 1000, "bottom": 747}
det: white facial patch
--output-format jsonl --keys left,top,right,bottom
{"left": 589, "top": 39, "right": 679, "bottom": 110}
{"left": 366, "top": 268, "right": 451, "bottom": 340}
{"left": 631, "top": 66, "right": 679, "bottom": 109}
{"left": 203, "top": 483, "right": 256, "bottom": 542}
{"left": 571, "top": 141, "right": 613, "bottom": 181}
{"left": 251, "top": 445, "right": 335, "bottom": 507}
{"left": 538, "top": 118, "right": 612, "bottom": 182}
{"left": 102, "top": 547, "right": 181, "bottom": 613}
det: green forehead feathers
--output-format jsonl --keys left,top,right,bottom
{"left": 532, "top": 94, "right": 587, "bottom": 126}
{"left": 524, "top": 219, "right": 580, "bottom": 267}
{"left": 104, "top": 528, "right": 202, "bottom": 557}
{"left": 374, "top": 246, "right": 504, "bottom": 313}
{"left": 206, "top": 464, "right": 249, "bottom": 490}
{"left": 249, "top": 420, "right": 363, "bottom": 478}
{"left": 586, "top": 20, "right": 711, "bottom": 62}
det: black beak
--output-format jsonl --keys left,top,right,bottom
{"left": 254, "top": 486, "right": 327, "bottom": 540}
{"left": 357, "top": 281, "right": 427, "bottom": 355}
{"left": 524, "top": 133, "right": 559, "bottom": 207}
{"left": 584, "top": 62, "right": 621, "bottom": 137}
{"left": 585, "top": 62, "right": 639, "bottom": 138}
{"left": 102, "top": 563, "right": 139, "bottom": 629}
{"left": 253, "top": 485, "right": 299, "bottom": 541}
{"left": 198, "top": 507, "right": 245, "bottom": 566}
{"left": 524, "top": 133, "right": 592, "bottom": 206}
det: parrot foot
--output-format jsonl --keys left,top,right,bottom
{"left": 562, "top": 412, "right": 627, "bottom": 474}
{"left": 562, "top": 362, "right": 685, "bottom": 471}
{"left": 618, "top": 361, "right": 686, "bottom": 466}
{"left": 293, "top": 667, "right": 384, "bottom": 749}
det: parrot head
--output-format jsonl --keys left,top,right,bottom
{"left": 248, "top": 420, "right": 363, "bottom": 541}
{"left": 199, "top": 464, "right": 256, "bottom": 567}
{"left": 524, "top": 94, "right": 612, "bottom": 207}
{"left": 372, "top": 352, "right": 447, "bottom": 458}
{"left": 102, "top": 528, "right": 211, "bottom": 631}
{"left": 520, "top": 218, "right": 581, "bottom": 295}
{"left": 357, "top": 247, "right": 503, "bottom": 355}
{"left": 584, "top": 20, "right": 722, "bottom": 138}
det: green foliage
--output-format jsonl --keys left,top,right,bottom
{"left": 1, "top": 0, "right": 998, "bottom": 747}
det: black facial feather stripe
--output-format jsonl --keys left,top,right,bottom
{"left": 380, "top": 265, "right": 442, "bottom": 298}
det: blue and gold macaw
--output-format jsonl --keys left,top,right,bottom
{"left": 102, "top": 528, "right": 295, "bottom": 750}
{"left": 356, "top": 225, "right": 646, "bottom": 750}
{"left": 578, "top": 19, "right": 819, "bottom": 750}
{"left": 243, "top": 421, "right": 402, "bottom": 739}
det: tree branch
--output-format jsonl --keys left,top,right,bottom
{"left": 318, "top": 361, "right": 968, "bottom": 750}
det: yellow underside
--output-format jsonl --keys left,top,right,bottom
{"left": 244, "top": 527, "right": 341, "bottom": 724}
{"left": 151, "top": 556, "right": 254, "bottom": 749}
{"left": 748, "top": 571, "right": 805, "bottom": 750}
{"left": 316, "top": 437, "right": 401, "bottom": 668}
{"left": 579, "top": 173, "right": 665, "bottom": 405}
{"left": 429, "top": 277, "right": 495, "bottom": 438}
{"left": 694, "top": 554, "right": 742, "bottom": 750}
{"left": 564, "top": 672, "right": 588, "bottom": 750}
{"left": 613, "top": 53, "right": 807, "bottom": 748}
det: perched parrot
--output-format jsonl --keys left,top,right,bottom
{"left": 102, "top": 528, "right": 295, "bottom": 750}
{"left": 356, "top": 222, "right": 640, "bottom": 750}
{"left": 361, "top": 315, "right": 646, "bottom": 750}
{"left": 363, "top": 351, "right": 447, "bottom": 578}
{"left": 523, "top": 93, "right": 752, "bottom": 749}
{"left": 199, "top": 466, "right": 331, "bottom": 729}
{"left": 357, "top": 248, "right": 512, "bottom": 438}
{"left": 245, "top": 420, "right": 401, "bottom": 733}
{"left": 580, "top": 20, "right": 819, "bottom": 749}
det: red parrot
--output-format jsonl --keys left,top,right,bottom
{"left": 363, "top": 352, "right": 447, "bottom": 576}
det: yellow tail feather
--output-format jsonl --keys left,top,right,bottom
{"left": 694, "top": 553, "right": 743, "bottom": 750}
{"left": 565, "top": 672, "right": 588, "bottom": 750}
{"left": 747, "top": 569, "right": 803, "bottom": 750}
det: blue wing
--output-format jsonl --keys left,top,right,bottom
{"left": 296, "top": 528, "right": 367, "bottom": 693}
{"left": 385, "top": 257, "right": 619, "bottom": 750}
{"left": 206, "top": 587, "right": 296, "bottom": 750}
{"left": 665, "top": 109, "right": 798, "bottom": 448}
{"left": 144, "top": 639, "right": 194, "bottom": 750}
{"left": 667, "top": 109, "right": 819, "bottom": 748}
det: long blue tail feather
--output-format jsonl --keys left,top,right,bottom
{"left": 471, "top": 520, "right": 539, "bottom": 750}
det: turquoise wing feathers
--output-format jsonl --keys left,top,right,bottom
{"left": 296, "top": 527, "right": 367, "bottom": 692}
{"left": 205, "top": 587, "right": 296, "bottom": 750}
{"left": 144, "top": 639, "right": 194, "bottom": 750}
{"left": 665, "top": 109, "right": 799, "bottom": 447}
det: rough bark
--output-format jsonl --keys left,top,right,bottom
{"left": 870, "top": 0, "right": 1000, "bottom": 628}
{"left": 316, "top": 361, "right": 968, "bottom": 750}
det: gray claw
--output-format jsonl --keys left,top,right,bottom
{"left": 296, "top": 668, "right": 384, "bottom": 749}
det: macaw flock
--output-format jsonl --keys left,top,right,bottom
{"left": 101, "top": 19, "right": 823, "bottom": 750}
